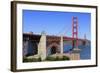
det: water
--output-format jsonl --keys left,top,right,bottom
{"left": 79, "top": 45, "right": 91, "bottom": 59}
{"left": 64, "top": 45, "right": 91, "bottom": 59}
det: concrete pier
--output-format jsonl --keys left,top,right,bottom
{"left": 38, "top": 31, "right": 46, "bottom": 60}
{"left": 70, "top": 48, "right": 81, "bottom": 60}
{"left": 60, "top": 35, "right": 63, "bottom": 54}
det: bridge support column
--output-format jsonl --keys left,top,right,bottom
{"left": 70, "top": 17, "right": 81, "bottom": 60}
{"left": 70, "top": 48, "right": 80, "bottom": 60}
{"left": 38, "top": 32, "right": 46, "bottom": 61}
{"left": 60, "top": 35, "right": 63, "bottom": 54}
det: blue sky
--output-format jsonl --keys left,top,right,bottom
{"left": 23, "top": 10, "right": 91, "bottom": 40}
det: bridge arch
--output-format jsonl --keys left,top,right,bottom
{"left": 47, "top": 43, "right": 60, "bottom": 55}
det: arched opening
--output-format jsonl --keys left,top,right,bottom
{"left": 47, "top": 43, "right": 60, "bottom": 56}
{"left": 51, "top": 46, "right": 57, "bottom": 54}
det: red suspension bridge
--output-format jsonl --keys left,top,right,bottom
{"left": 23, "top": 16, "right": 90, "bottom": 60}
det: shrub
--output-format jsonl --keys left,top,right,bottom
{"left": 38, "top": 57, "right": 41, "bottom": 61}
{"left": 23, "top": 57, "right": 42, "bottom": 62}
{"left": 46, "top": 56, "right": 56, "bottom": 61}
{"left": 55, "top": 56, "right": 63, "bottom": 61}
{"left": 62, "top": 56, "right": 70, "bottom": 60}
{"left": 55, "top": 56, "right": 59, "bottom": 61}
{"left": 46, "top": 55, "right": 70, "bottom": 61}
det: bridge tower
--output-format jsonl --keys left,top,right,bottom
{"left": 70, "top": 16, "right": 80, "bottom": 60}
{"left": 84, "top": 34, "right": 86, "bottom": 40}
{"left": 83, "top": 34, "right": 87, "bottom": 45}
{"left": 72, "top": 16, "right": 78, "bottom": 48}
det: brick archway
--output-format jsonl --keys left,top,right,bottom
{"left": 47, "top": 43, "right": 60, "bottom": 55}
